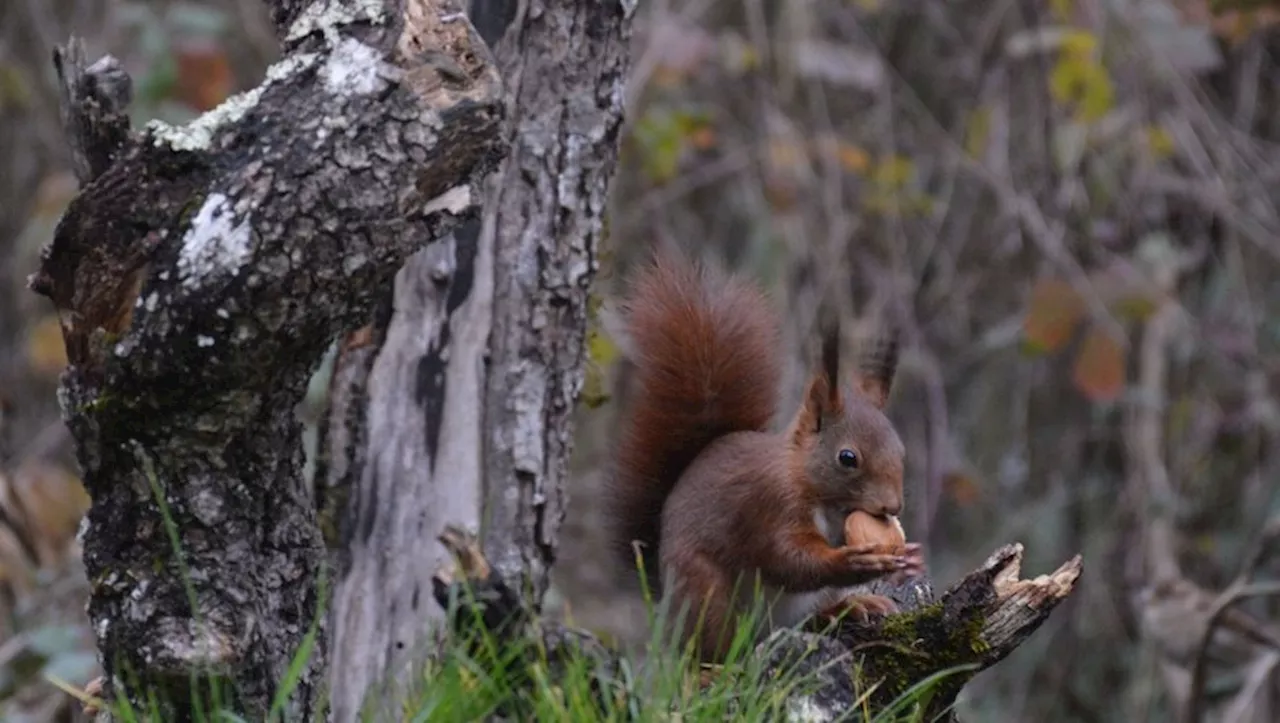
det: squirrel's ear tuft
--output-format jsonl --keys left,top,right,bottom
{"left": 795, "top": 308, "right": 844, "bottom": 440}
{"left": 854, "top": 329, "right": 899, "bottom": 410}
{"left": 820, "top": 315, "right": 842, "bottom": 412}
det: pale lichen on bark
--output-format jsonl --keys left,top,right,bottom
{"left": 320, "top": 38, "right": 396, "bottom": 95}
{"left": 176, "top": 193, "right": 253, "bottom": 290}
{"left": 286, "top": 0, "right": 388, "bottom": 44}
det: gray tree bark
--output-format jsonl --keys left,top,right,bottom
{"left": 32, "top": 1, "right": 506, "bottom": 719}
{"left": 321, "top": 0, "right": 636, "bottom": 719}
{"left": 478, "top": 0, "right": 635, "bottom": 607}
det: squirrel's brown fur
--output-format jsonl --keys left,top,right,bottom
{"left": 608, "top": 253, "right": 784, "bottom": 591}
{"left": 606, "top": 252, "right": 922, "bottom": 662}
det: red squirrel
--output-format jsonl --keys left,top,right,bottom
{"left": 606, "top": 252, "right": 924, "bottom": 662}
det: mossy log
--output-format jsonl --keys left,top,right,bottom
{"left": 432, "top": 528, "right": 1082, "bottom": 721}
{"left": 785, "top": 544, "right": 1083, "bottom": 721}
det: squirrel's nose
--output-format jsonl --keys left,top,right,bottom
{"left": 875, "top": 501, "right": 902, "bottom": 518}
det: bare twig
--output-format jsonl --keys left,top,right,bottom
{"left": 1186, "top": 549, "right": 1280, "bottom": 723}
{"left": 1222, "top": 651, "right": 1280, "bottom": 723}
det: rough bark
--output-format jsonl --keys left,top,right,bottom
{"left": 33, "top": 1, "right": 506, "bottom": 718}
{"left": 322, "top": 0, "right": 636, "bottom": 718}
{"left": 432, "top": 530, "right": 1081, "bottom": 722}
{"left": 477, "top": 0, "right": 636, "bottom": 603}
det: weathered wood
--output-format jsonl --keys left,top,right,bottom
{"left": 323, "top": 223, "right": 495, "bottom": 721}
{"left": 433, "top": 532, "right": 1080, "bottom": 722}
{"left": 322, "top": 0, "right": 636, "bottom": 717}
{"left": 32, "top": 1, "right": 506, "bottom": 718}
{"left": 51, "top": 39, "right": 132, "bottom": 185}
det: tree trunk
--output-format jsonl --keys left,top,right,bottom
{"left": 322, "top": 0, "right": 636, "bottom": 718}
{"left": 478, "top": 0, "right": 636, "bottom": 605}
{"left": 34, "top": 1, "right": 506, "bottom": 718}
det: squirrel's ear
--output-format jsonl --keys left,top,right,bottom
{"left": 853, "top": 330, "right": 899, "bottom": 410}
{"left": 796, "top": 311, "right": 844, "bottom": 437}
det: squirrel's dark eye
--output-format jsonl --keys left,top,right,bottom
{"left": 837, "top": 449, "right": 859, "bottom": 469}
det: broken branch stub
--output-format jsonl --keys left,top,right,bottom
{"left": 31, "top": 0, "right": 506, "bottom": 718}
{"left": 803, "top": 543, "right": 1083, "bottom": 720}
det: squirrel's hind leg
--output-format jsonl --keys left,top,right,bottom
{"left": 664, "top": 553, "right": 741, "bottom": 664}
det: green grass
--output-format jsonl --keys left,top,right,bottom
{"left": 376, "top": 561, "right": 974, "bottom": 723}
{"left": 57, "top": 455, "right": 969, "bottom": 722}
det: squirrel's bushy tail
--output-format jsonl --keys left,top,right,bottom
{"left": 607, "top": 253, "right": 782, "bottom": 592}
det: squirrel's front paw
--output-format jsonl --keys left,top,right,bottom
{"left": 893, "top": 542, "right": 927, "bottom": 582}
{"left": 837, "top": 542, "right": 924, "bottom": 584}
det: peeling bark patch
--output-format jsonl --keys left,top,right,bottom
{"left": 423, "top": 185, "right": 473, "bottom": 215}
{"left": 415, "top": 219, "right": 480, "bottom": 467}
{"left": 177, "top": 193, "right": 252, "bottom": 290}
{"left": 321, "top": 38, "right": 394, "bottom": 96}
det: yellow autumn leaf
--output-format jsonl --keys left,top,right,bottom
{"left": 1144, "top": 125, "right": 1176, "bottom": 160}
{"left": 1049, "top": 30, "right": 1115, "bottom": 123}
{"left": 1078, "top": 66, "right": 1115, "bottom": 121}
{"left": 581, "top": 327, "right": 618, "bottom": 409}
{"left": 1060, "top": 29, "right": 1098, "bottom": 56}
{"left": 965, "top": 107, "right": 992, "bottom": 159}
{"left": 734, "top": 45, "right": 761, "bottom": 72}
{"left": 588, "top": 328, "right": 620, "bottom": 368}
{"left": 871, "top": 154, "right": 914, "bottom": 190}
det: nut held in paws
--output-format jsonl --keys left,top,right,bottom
{"left": 844, "top": 510, "right": 906, "bottom": 553}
